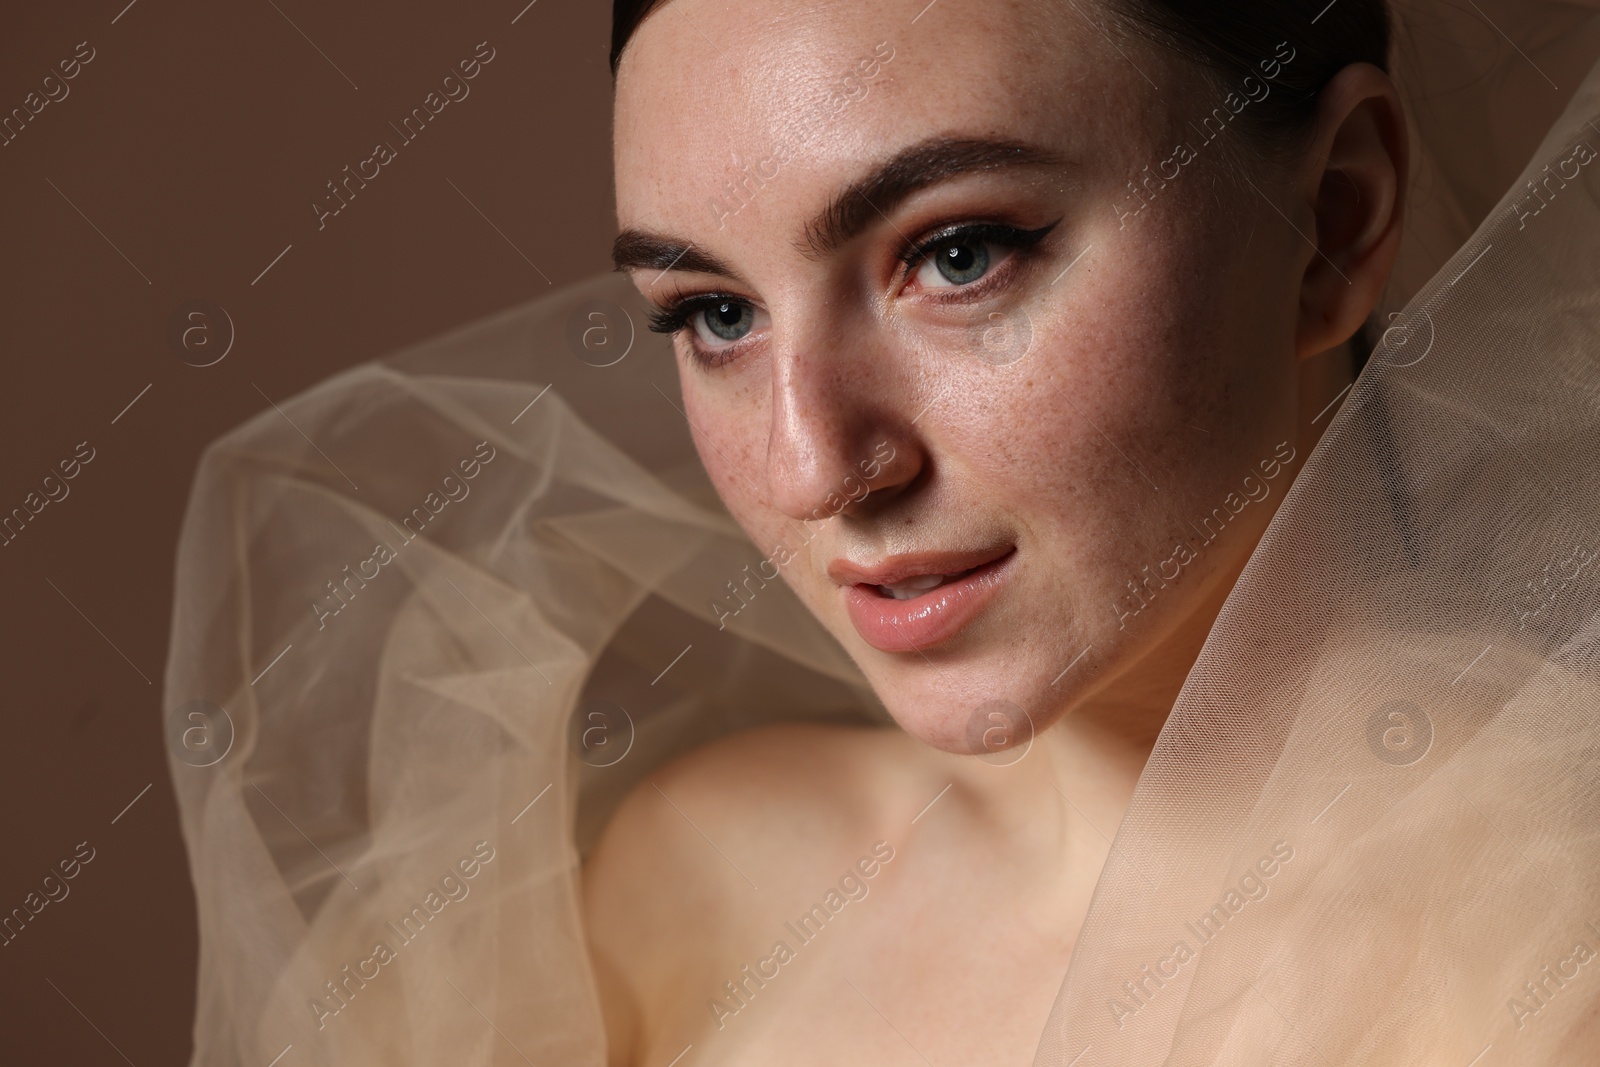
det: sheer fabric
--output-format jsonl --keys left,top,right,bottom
{"left": 1033, "top": 12, "right": 1600, "bottom": 1063}
{"left": 165, "top": 279, "right": 886, "bottom": 1065}
{"left": 164, "top": 4, "right": 1600, "bottom": 1064}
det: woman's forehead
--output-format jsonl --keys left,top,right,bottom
{"left": 612, "top": 0, "right": 1164, "bottom": 235}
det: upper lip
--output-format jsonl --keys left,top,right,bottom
{"left": 827, "top": 544, "right": 1015, "bottom": 588}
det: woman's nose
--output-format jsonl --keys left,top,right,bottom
{"left": 762, "top": 334, "right": 922, "bottom": 524}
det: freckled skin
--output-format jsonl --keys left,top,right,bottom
{"left": 590, "top": 0, "right": 1405, "bottom": 1063}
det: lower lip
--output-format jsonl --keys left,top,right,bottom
{"left": 843, "top": 549, "right": 1016, "bottom": 653}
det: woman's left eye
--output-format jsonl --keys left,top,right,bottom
{"left": 903, "top": 221, "right": 1059, "bottom": 293}
{"left": 914, "top": 238, "right": 996, "bottom": 288}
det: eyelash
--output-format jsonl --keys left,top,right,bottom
{"left": 895, "top": 219, "right": 1058, "bottom": 276}
{"left": 647, "top": 218, "right": 1061, "bottom": 364}
{"left": 647, "top": 296, "right": 738, "bottom": 337}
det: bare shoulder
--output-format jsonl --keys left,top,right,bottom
{"left": 583, "top": 719, "right": 915, "bottom": 932}
{"left": 579, "top": 719, "right": 919, "bottom": 1060}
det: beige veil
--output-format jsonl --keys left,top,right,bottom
{"left": 1034, "top": 4, "right": 1600, "bottom": 1063}
{"left": 164, "top": 3, "right": 1600, "bottom": 1064}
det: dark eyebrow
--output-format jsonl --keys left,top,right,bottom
{"left": 802, "top": 136, "right": 1068, "bottom": 257}
{"left": 610, "top": 230, "right": 744, "bottom": 282}
{"left": 611, "top": 135, "right": 1067, "bottom": 279}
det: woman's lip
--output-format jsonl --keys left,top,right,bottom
{"left": 828, "top": 544, "right": 1016, "bottom": 588}
{"left": 843, "top": 547, "right": 1017, "bottom": 653}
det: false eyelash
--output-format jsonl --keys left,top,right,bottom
{"left": 896, "top": 219, "right": 1062, "bottom": 274}
{"left": 646, "top": 293, "right": 750, "bottom": 335}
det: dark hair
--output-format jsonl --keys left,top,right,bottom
{"left": 610, "top": 0, "right": 649, "bottom": 76}
{"left": 1109, "top": 0, "right": 1391, "bottom": 149}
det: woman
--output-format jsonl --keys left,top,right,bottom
{"left": 589, "top": 0, "right": 1600, "bottom": 1062}
{"left": 165, "top": 0, "right": 1600, "bottom": 1064}
{"left": 589, "top": 0, "right": 1403, "bottom": 1061}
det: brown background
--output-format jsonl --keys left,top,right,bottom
{"left": 0, "top": 1, "right": 615, "bottom": 1061}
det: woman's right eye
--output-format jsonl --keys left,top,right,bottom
{"left": 692, "top": 300, "right": 758, "bottom": 347}
{"left": 647, "top": 295, "right": 770, "bottom": 366}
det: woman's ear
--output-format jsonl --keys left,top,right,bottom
{"left": 1294, "top": 62, "right": 1409, "bottom": 361}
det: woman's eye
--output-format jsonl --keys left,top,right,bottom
{"left": 691, "top": 300, "right": 762, "bottom": 348}
{"left": 913, "top": 238, "right": 997, "bottom": 289}
{"left": 900, "top": 221, "right": 1059, "bottom": 295}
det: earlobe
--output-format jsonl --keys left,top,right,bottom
{"left": 1295, "top": 63, "right": 1409, "bottom": 362}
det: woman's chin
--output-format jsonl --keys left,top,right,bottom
{"left": 876, "top": 681, "right": 1058, "bottom": 761}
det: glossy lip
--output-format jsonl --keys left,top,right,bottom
{"left": 828, "top": 543, "right": 1015, "bottom": 588}
{"left": 841, "top": 545, "right": 1017, "bottom": 653}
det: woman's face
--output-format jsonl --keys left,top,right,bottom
{"left": 613, "top": 0, "right": 1314, "bottom": 753}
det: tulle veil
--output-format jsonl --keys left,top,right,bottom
{"left": 163, "top": 3, "right": 1600, "bottom": 1064}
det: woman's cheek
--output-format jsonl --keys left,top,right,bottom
{"left": 995, "top": 254, "right": 1240, "bottom": 634}
{"left": 683, "top": 386, "right": 769, "bottom": 520}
